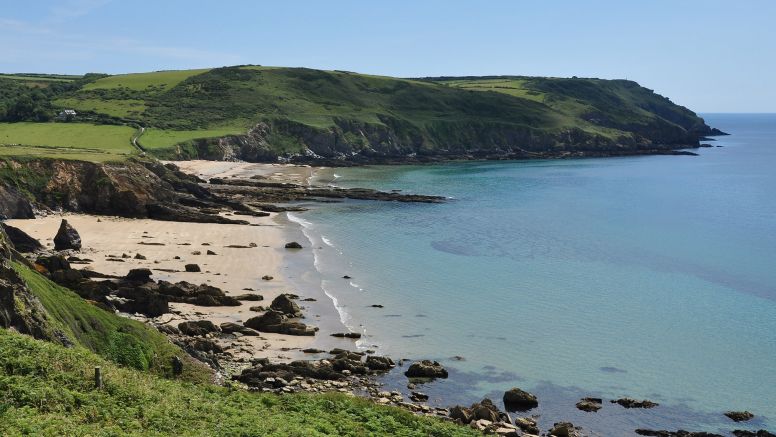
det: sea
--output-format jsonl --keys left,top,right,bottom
{"left": 285, "top": 114, "right": 776, "bottom": 436}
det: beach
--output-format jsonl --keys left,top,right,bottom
{"left": 6, "top": 161, "right": 350, "bottom": 365}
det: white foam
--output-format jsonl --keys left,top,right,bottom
{"left": 321, "top": 235, "right": 334, "bottom": 247}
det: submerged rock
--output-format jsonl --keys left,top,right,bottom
{"left": 725, "top": 411, "right": 754, "bottom": 422}
{"left": 53, "top": 219, "right": 81, "bottom": 251}
{"left": 612, "top": 397, "right": 659, "bottom": 409}
{"left": 576, "top": 397, "right": 602, "bottom": 412}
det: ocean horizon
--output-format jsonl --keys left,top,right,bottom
{"left": 285, "top": 113, "right": 776, "bottom": 436}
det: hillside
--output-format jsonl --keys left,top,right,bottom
{"left": 0, "top": 66, "right": 722, "bottom": 163}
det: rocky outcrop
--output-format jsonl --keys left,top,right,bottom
{"left": 178, "top": 320, "right": 220, "bottom": 336}
{"left": 1, "top": 223, "right": 43, "bottom": 253}
{"left": 0, "top": 226, "right": 71, "bottom": 346}
{"left": 404, "top": 360, "right": 448, "bottom": 378}
{"left": 269, "top": 294, "right": 302, "bottom": 317}
{"left": 53, "top": 219, "right": 81, "bottom": 251}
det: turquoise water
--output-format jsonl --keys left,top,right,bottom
{"left": 290, "top": 114, "right": 776, "bottom": 435}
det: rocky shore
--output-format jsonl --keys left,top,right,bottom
{"left": 4, "top": 160, "right": 771, "bottom": 437}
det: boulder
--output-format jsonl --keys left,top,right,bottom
{"left": 269, "top": 293, "right": 302, "bottom": 317}
{"left": 503, "top": 387, "right": 538, "bottom": 410}
{"left": 244, "top": 309, "right": 316, "bottom": 336}
{"left": 284, "top": 242, "right": 303, "bottom": 249}
{"left": 1, "top": 223, "right": 43, "bottom": 252}
{"left": 220, "top": 322, "right": 260, "bottom": 336}
{"left": 725, "top": 411, "right": 754, "bottom": 422}
{"left": 125, "top": 268, "right": 153, "bottom": 283}
{"left": 549, "top": 422, "right": 581, "bottom": 437}
{"left": 184, "top": 264, "right": 201, "bottom": 272}
{"left": 404, "top": 360, "right": 448, "bottom": 378}
{"left": 178, "top": 320, "right": 221, "bottom": 336}
{"left": 187, "top": 338, "right": 223, "bottom": 353}
{"left": 365, "top": 355, "right": 395, "bottom": 371}
{"left": 234, "top": 293, "right": 263, "bottom": 301}
{"left": 53, "top": 219, "right": 81, "bottom": 251}
{"left": 576, "top": 397, "right": 602, "bottom": 412}
{"left": 449, "top": 405, "right": 474, "bottom": 424}
{"left": 514, "top": 417, "right": 540, "bottom": 435}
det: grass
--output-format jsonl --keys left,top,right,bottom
{"left": 0, "top": 122, "right": 136, "bottom": 162}
{"left": 12, "top": 262, "right": 209, "bottom": 382}
{"left": 82, "top": 69, "right": 210, "bottom": 93}
{"left": 0, "top": 329, "right": 477, "bottom": 436}
{"left": 139, "top": 126, "right": 246, "bottom": 150}
{"left": 53, "top": 97, "right": 147, "bottom": 119}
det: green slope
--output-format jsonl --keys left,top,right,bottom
{"left": 0, "top": 66, "right": 718, "bottom": 162}
{"left": 0, "top": 329, "right": 477, "bottom": 436}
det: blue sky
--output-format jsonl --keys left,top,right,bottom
{"left": 1, "top": 0, "right": 773, "bottom": 112}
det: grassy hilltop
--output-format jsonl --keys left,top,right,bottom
{"left": 0, "top": 66, "right": 718, "bottom": 163}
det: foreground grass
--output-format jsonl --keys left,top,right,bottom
{"left": 12, "top": 262, "right": 209, "bottom": 382}
{"left": 0, "top": 329, "right": 476, "bottom": 436}
{"left": 0, "top": 122, "right": 136, "bottom": 161}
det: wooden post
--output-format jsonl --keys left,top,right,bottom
{"left": 94, "top": 366, "right": 102, "bottom": 389}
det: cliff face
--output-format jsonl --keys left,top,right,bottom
{"left": 0, "top": 159, "right": 244, "bottom": 222}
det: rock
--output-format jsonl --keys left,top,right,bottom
{"left": 365, "top": 355, "right": 395, "bottom": 371}
{"left": 576, "top": 397, "right": 602, "bottom": 412}
{"left": 187, "top": 338, "right": 223, "bottom": 353}
{"left": 637, "top": 430, "right": 726, "bottom": 437}
{"left": 234, "top": 293, "right": 263, "bottom": 301}
{"left": 184, "top": 264, "right": 201, "bottom": 272}
{"left": 503, "top": 387, "right": 538, "bottom": 410}
{"left": 125, "top": 268, "right": 153, "bottom": 283}
{"left": 53, "top": 219, "right": 81, "bottom": 251}
{"left": 612, "top": 397, "right": 659, "bottom": 409}
{"left": 302, "top": 348, "right": 325, "bottom": 354}
{"left": 404, "top": 360, "right": 448, "bottom": 378}
{"left": 178, "top": 320, "right": 221, "bottom": 336}
{"left": 269, "top": 294, "right": 302, "bottom": 317}
{"left": 244, "top": 310, "right": 316, "bottom": 336}
{"left": 220, "top": 322, "right": 260, "bottom": 336}
{"left": 342, "top": 275, "right": 351, "bottom": 279}
{"left": 156, "top": 324, "right": 180, "bottom": 335}
{"left": 284, "top": 242, "right": 303, "bottom": 249}
{"left": 549, "top": 422, "right": 581, "bottom": 437}
{"left": 1, "top": 223, "right": 43, "bottom": 252}
{"left": 410, "top": 391, "right": 429, "bottom": 402}
{"left": 191, "top": 250, "right": 201, "bottom": 255}
{"left": 370, "top": 304, "right": 384, "bottom": 308}
{"left": 206, "top": 250, "right": 216, "bottom": 255}
{"left": 514, "top": 417, "right": 540, "bottom": 435}
{"left": 725, "top": 411, "right": 754, "bottom": 422}
{"left": 261, "top": 275, "right": 273, "bottom": 280}
{"left": 134, "top": 253, "right": 146, "bottom": 260}
{"left": 331, "top": 332, "right": 361, "bottom": 339}
{"left": 449, "top": 405, "right": 474, "bottom": 424}
{"left": 732, "top": 431, "right": 776, "bottom": 437}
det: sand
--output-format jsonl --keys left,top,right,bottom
{"left": 6, "top": 162, "right": 345, "bottom": 363}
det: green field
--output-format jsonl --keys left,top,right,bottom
{"left": 139, "top": 126, "right": 245, "bottom": 150}
{"left": 0, "top": 122, "right": 136, "bottom": 161}
{"left": 82, "top": 69, "right": 210, "bottom": 93}
{"left": 53, "top": 97, "right": 147, "bottom": 118}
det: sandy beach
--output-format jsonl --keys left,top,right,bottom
{"left": 7, "top": 161, "right": 348, "bottom": 364}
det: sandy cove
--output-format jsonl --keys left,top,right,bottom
{"left": 7, "top": 162, "right": 351, "bottom": 366}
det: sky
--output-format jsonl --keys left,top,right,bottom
{"left": 1, "top": 0, "right": 773, "bottom": 112}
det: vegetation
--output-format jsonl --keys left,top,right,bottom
{"left": 11, "top": 262, "right": 208, "bottom": 382}
{"left": 0, "top": 66, "right": 714, "bottom": 161}
{"left": 0, "top": 329, "right": 476, "bottom": 436}
{"left": 0, "top": 122, "right": 136, "bottom": 162}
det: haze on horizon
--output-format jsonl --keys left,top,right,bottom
{"left": 1, "top": 0, "right": 773, "bottom": 113}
